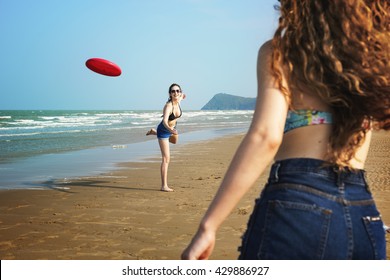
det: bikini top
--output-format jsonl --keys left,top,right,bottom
{"left": 168, "top": 102, "right": 182, "bottom": 121}
{"left": 284, "top": 110, "right": 333, "bottom": 133}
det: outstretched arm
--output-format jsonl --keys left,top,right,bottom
{"left": 182, "top": 42, "right": 289, "bottom": 260}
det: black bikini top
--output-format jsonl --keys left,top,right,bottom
{"left": 168, "top": 102, "right": 182, "bottom": 121}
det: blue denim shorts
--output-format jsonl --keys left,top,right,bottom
{"left": 238, "top": 158, "right": 386, "bottom": 260}
{"left": 157, "top": 122, "right": 172, "bottom": 139}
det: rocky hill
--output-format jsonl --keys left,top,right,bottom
{"left": 201, "top": 93, "right": 256, "bottom": 110}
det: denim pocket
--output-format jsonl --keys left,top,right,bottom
{"left": 238, "top": 198, "right": 262, "bottom": 259}
{"left": 362, "top": 215, "right": 386, "bottom": 260}
{"left": 258, "top": 200, "right": 332, "bottom": 259}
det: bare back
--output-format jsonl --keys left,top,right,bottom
{"left": 274, "top": 83, "right": 372, "bottom": 169}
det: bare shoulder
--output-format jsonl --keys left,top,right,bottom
{"left": 258, "top": 40, "right": 273, "bottom": 60}
{"left": 257, "top": 40, "right": 274, "bottom": 73}
{"left": 256, "top": 40, "right": 277, "bottom": 88}
{"left": 164, "top": 101, "right": 173, "bottom": 108}
{"left": 162, "top": 101, "right": 173, "bottom": 114}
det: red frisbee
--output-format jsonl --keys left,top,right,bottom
{"left": 85, "top": 58, "right": 121, "bottom": 77}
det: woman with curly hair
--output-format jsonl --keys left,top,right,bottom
{"left": 182, "top": 0, "right": 389, "bottom": 259}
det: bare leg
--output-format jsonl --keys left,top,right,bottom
{"left": 146, "top": 128, "right": 157, "bottom": 136}
{"left": 158, "top": 138, "right": 174, "bottom": 192}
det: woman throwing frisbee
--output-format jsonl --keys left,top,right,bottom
{"left": 146, "top": 83, "right": 185, "bottom": 192}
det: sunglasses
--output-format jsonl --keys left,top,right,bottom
{"left": 170, "top": 89, "right": 181, "bottom": 94}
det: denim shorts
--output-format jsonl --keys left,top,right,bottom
{"left": 238, "top": 158, "right": 386, "bottom": 260}
{"left": 157, "top": 122, "right": 173, "bottom": 139}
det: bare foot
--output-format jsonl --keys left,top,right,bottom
{"left": 146, "top": 129, "right": 156, "bottom": 136}
{"left": 161, "top": 186, "right": 174, "bottom": 192}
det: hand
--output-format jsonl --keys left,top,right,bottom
{"left": 181, "top": 93, "right": 186, "bottom": 100}
{"left": 181, "top": 228, "right": 216, "bottom": 260}
{"left": 172, "top": 129, "right": 178, "bottom": 135}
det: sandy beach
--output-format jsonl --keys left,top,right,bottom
{"left": 0, "top": 131, "right": 389, "bottom": 260}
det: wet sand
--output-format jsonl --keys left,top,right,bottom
{"left": 0, "top": 131, "right": 389, "bottom": 260}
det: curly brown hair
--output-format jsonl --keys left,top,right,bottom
{"left": 271, "top": 0, "right": 390, "bottom": 167}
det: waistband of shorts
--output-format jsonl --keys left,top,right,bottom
{"left": 270, "top": 158, "right": 367, "bottom": 185}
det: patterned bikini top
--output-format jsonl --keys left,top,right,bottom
{"left": 284, "top": 110, "right": 333, "bottom": 134}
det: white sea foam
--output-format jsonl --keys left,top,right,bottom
{"left": 0, "top": 109, "right": 253, "bottom": 158}
{"left": 0, "top": 109, "right": 253, "bottom": 190}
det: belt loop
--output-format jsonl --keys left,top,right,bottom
{"left": 274, "top": 162, "right": 280, "bottom": 182}
{"left": 362, "top": 170, "right": 371, "bottom": 194}
{"left": 333, "top": 167, "right": 345, "bottom": 194}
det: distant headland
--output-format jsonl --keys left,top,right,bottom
{"left": 201, "top": 93, "right": 256, "bottom": 110}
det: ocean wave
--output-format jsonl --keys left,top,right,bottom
{"left": 1, "top": 110, "right": 253, "bottom": 162}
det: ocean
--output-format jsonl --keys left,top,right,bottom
{"left": 0, "top": 110, "right": 253, "bottom": 190}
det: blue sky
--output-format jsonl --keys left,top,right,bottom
{"left": 1, "top": 0, "right": 279, "bottom": 110}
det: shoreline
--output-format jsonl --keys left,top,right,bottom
{"left": 0, "top": 127, "right": 247, "bottom": 190}
{"left": 0, "top": 131, "right": 389, "bottom": 260}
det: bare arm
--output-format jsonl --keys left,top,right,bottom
{"left": 182, "top": 42, "right": 289, "bottom": 260}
